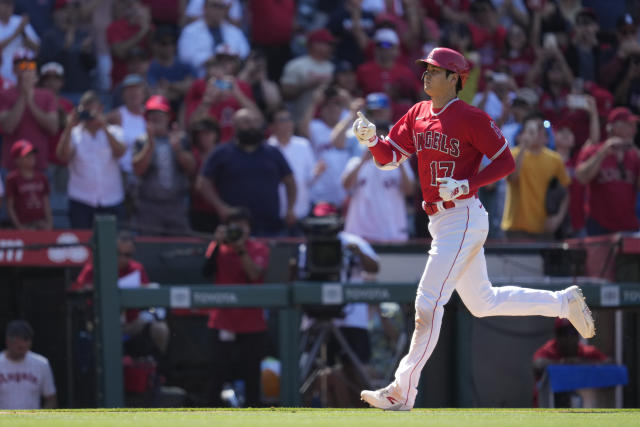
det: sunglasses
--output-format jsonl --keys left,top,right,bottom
{"left": 17, "top": 61, "right": 36, "bottom": 71}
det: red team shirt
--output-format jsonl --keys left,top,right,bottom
{"left": 383, "top": 98, "right": 509, "bottom": 203}
{"left": 577, "top": 142, "right": 640, "bottom": 232}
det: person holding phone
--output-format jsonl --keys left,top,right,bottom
{"left": 575, "top": 107, "right": 640, "bottom": 236}
{"left": 56, "top": 90, "right": 127, "bottom": 228}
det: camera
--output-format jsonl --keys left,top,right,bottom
{"left": 77, "top": 109, "right": 94, "bottom": 121}
{"left": 224, "top": 223, "right": 244, "bottom": 243}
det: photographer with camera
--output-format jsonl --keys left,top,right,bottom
{"left": 201, "top": 207, "right": 270, "bottom": 407}
{"left": 56, "top": 90, "right": 127, "bottom": 228}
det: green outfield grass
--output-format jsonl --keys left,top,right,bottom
{"left": 1, "top": 408, "right": 640, "bottom": 427}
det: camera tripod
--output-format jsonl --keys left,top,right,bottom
{"left": 298, "top": 309, "right": 409, "bottom": 407}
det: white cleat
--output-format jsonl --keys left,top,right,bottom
{"left": 360, "top": 385, "right": 411, "bottom": 411}
{"left": 564, "top": 285, "right": 595, "bottom": 339}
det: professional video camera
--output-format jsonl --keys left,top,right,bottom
{"left": 299, "top": 216, "right": 343, "bottom": 282}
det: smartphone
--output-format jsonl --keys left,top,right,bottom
{"left": 567, "top": 94, "right": 589, "bottom": 110}
{"left": 213, "top": 79, "right": 232, "bottom": 90}
{"left": 492, "top": 72, "right": 509, "bottom": 84}
{"left": 543, "top": 33, "right": 558, "bottom": 49}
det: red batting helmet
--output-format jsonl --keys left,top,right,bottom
{"left": 416, "top": 47, "right": 470, "bottom": 88}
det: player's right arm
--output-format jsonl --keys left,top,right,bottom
{"left": 352, "top": 109, "right": 415, "bottom": 170}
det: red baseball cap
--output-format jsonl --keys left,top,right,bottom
{"left": 145, "top": 95, "right": 171, "bottom": 113}
{"left": 607, "top": 106, "right": 639, "bottom": 124}
{"left": 307, "top": 28, "right": 336, "bottom": 45}
{"left": 54, "top": 0, "right": 71, "bottom": 9}
{"left": 10, "top": 139, "right": 36, "bottom": 158}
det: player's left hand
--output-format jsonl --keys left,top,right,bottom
{"left": 437, "top": 177, "right": 469, "bottom": 201}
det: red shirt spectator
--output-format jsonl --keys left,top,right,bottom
{"left": 533, "top": 339, "right": 607, "bottom": 363}
{"left": 71, "top": 257, "right": 150, "bottom": 323}
{"left": 6, "top": 171, "right": 49, "bottom": 226}
{"left": 204, "top": 239, "right": 269, "bottom": 334}
{"left": 185, "top": 78, "right": 254, "bottom": 143}
{"left": 577, "top": 140, "right": 640, "bottom": 234}
{"left": 106, "top": 2, "right": 152, "bottom": 86}
{"left": 0, "top": 85, "right": 57, "bottom": 171}
{"left": 71, "top": 259, "right": 150, "bottom": 292}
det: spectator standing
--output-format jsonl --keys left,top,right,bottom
{"left": 185, "top": 49, "right": 258, "bottom": 143}
{"left": 0, "top": 0, "right": 39, "bottom": 84}
{"left": 106, "top": 0, "right": 152, "bottom": 86}
{"left": 188, "top": 118, "right": 220, "bottom": 233}
{"left": 356, "top": 28, "right": 422, "bottom": 121}
{"left": 132, "top": 95, "right": 196, "bottom": 235}
{"left": 0, "top": 320, "right": 56, "bottom": 409}
{"left": 576, "top": 107, "right": 640, "bottom": 236}
{"left": 202, "top": 208, "right": 269, "bottom": 407}
{"left": 280, "top": 28, "right": 336, "bottom": 126}
{"left": 178, "top": 0, "right": 249, "bottom": 77}
{"left": 267, "top": 106, "right": 316, "bottom": 232}
{"left": 183, "top": 0, "right": 243, "bottom": 27}
{"left": 299, "top": 85, "right": 362, "bottom": 210}
{"left": 197, "top": 108, "right": 296, "bottom": 236}
{"left": 71, "top": 232, "right": 170, "bottom": 362}
{"left": 107, "top": 74, "right": 148, "bottom": 174}
{"left": 146, "top": 26, "right": 195, "bottom": 109}
{"left": 0, "top": 50, "right": 58, "bottom": 172}
{"left": 466, "top": 0, "right": 507, "bottom": 69}
{"left": 564, "top": 8, "right": 610, "bottom": 86}
{"left": 501, "top": 113, "right": 571, "bottom": 239}
{"left": 5, "top": 140, "right": 52, "bottom": 230}
{"left": 236, "top": 50, "right": 282, "bottom": 117}
{"left": 56, "top": 91, "right": 126, "bottom": 228}
{"left": 247, "top": 0, "right": 295, "bottom": 81}
{"left": 39, "top": 0, "right": 95, "bottom": 100}
{"left": 327, "top": 0, "right": 376, "bottom": 69}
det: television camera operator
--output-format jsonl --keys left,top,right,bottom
{"left": 201, "top": 207, "right": 269, "bottom": 407}
{"left": 298, "top": 203, "right": 380, "bottom": 407}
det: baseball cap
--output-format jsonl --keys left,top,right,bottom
{"left": 374, "top": 28, "right": 399, "bottom": 48}
{"left": 5, "top": 320, "right": 34, "bottom": 341}
{"left": 312, "top": 201, "right": 339, "bottom": 217}
{"left": 215, "top": 43, "right": 240, "bottom": 58}
{"left": 366, "top": 92, "right": 390, "bottom": 110}
{"left": 40, "top": 62, "right": 64, "bottom": 77}
{"left": 145, "top": 95, "right": 171, "bottom": 113}
{"left": 122, "top": 73, "right": 145, "bottom": 88}
{"left": 54, "top": 0, "right": 71, "bottom": 9}
{"left": 10, "top": 139, "right": 36, "bottom": 159}
{"left": 307, "top": 28, "right": 336, "bottom": 45}
{"left": 607, "top": 106, "right": 639, "bottom": 124}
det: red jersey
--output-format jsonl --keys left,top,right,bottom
{"left": 356, "top": 60, "right": 421, "bottom": 99}
{"left": 206, "top": 240, "right": 270, "bottom": 333}
{"left": 71, "top": 259, "right": 151, "bottom": 322}
{"left": 5, "top": 170, "right": 50, "bottom": 225}
{"left": 386, "top": 98, "right": 508, "bottom": 203}
{"left": 0, "top": 87, "right": 57, "bottom": 171}
{"left": 576, "top": 142, "right": 640, "bottom": 232}
{"left": 185, "top": 79, "right": 254, "bottom": 143}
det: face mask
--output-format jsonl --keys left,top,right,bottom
{"left": 237, "top": 128, "right": 264, "bottom": 146}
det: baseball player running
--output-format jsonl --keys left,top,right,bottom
{"left": 353, "top": 47, "right": 595, "bottom": 411}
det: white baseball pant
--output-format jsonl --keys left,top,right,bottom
{"left": 391, "top": 196, "right": 569, "bottom": 408}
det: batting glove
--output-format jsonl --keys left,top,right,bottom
{"left": 437, "top": 177, "right": 469, "bottom": 201}
{"left": 352, "top": 111, "right": 378, "bottom": 147}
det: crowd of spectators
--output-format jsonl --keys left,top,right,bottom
{"left": 1, "top": 0, "right": 640, "bottom": 242}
